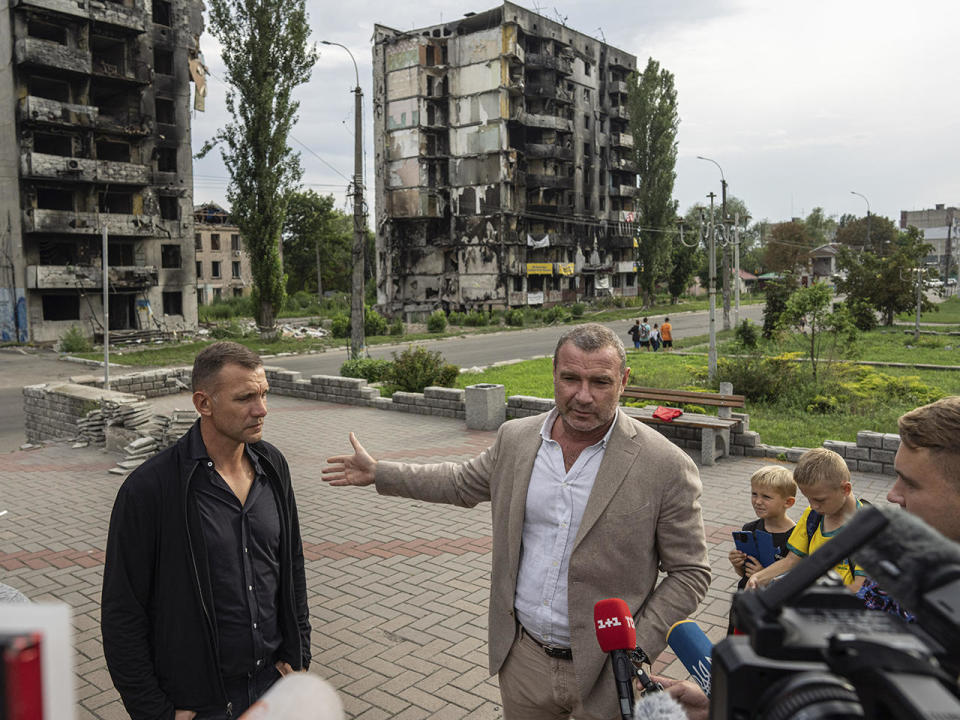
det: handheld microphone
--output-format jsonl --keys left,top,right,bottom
{"left": 238, "top": 673, "right": 344, "bottom": 720}
{"left": 665, "top": 620, "right": 713, "bottom": 696}
{"left": 632, "top": 690, "right": 689, "bottom": 720}
{"left": 594, "top": 597, "right": 637, "bottom": 720}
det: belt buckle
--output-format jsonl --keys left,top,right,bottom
{"left": 543, "top": 645, "right": 572, "bottom": 660}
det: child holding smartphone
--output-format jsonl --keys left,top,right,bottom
{"left": 727, "top": 465, "right": 797, "bottom": 633}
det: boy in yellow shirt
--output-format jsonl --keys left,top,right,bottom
{"left": 746, "top": 448, "right": 866, "bottom": 591}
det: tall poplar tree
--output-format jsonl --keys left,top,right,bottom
{"left": 628, "top": 58, "right": 679, "bottom": 305}
{"left": 199, "top": 0, "right": 316, "bottom": 338}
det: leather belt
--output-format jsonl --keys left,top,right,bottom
{"left": 521, "top": 625, "right": 572, "bottom": 661}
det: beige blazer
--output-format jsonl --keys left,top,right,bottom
{"left": 376, "top": 410, "right": 711, "bottom": 720}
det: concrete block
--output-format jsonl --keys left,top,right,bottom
{"left": 822, "top": 440, "right": 853, "bottom": 456}
{"left": 465, "top": 383, "right": 506, "bottom": 431}
{"left": 764, "top": 446, "right": 788, "bottom": 458}
{"left": 730, "top": 412, "right": 749, "bottom": 432}
{"left": 844, "top": 459, "right": 858, "bottom": 471}
{"left": 731, "top": 445, "right": 744, "bottom": 456}
{"left": 744, "top": 447, "right": 766, "bottom": 457}
{"left": 846, "top": 447, "right": 869, "bottom": 461}
{"left": 869, "top": 449, "right": 896, "bottom": 464}
{"left": 785, "top": 447, "right": 810, "bottom": 463}
{"left": 736, "top": 431, "right": 760, "bottom": 448}
{"left": 881, "top": 434, "right": 901, "bottom": 451}
{"left": 856, "top": 431, "right": 883, "bottom": 449}
{"left": 882, "top": 463, "right": 897, "bottom": 476}
{"left": 857, "top": 461, "right": 883, "bottom": 474}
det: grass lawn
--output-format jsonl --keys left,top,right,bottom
{"left": 896, "top": 296, "right": 960, "bottom": 324}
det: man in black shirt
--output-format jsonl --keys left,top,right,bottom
{"left": 102, "top": 342, "right": 310, "bottom": 720}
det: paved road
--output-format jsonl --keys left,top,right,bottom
{"left": 269, "top": 304, "right": 766, "bottom": 377}
{"left": 0, "top": 393, "right": 897, "bottom": 719}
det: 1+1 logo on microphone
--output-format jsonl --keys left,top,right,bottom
{"left": 597, "top": 616, "right": 635, "bottom": 630}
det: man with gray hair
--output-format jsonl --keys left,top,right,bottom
{"left": 323, "top": 323, "right": 710, "bottom": 720}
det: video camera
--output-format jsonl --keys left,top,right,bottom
{"left": 712, "top": 505, "right": 960, "bottom": 719}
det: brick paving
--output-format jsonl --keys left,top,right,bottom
{"left": 0, "top": 393, "right": 896, "bottom": 719}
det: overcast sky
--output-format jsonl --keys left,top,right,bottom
{"left": 191, "top": 0, "right": 960, "bottom": 227}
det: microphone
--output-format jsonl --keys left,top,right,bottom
{"left": 665, "top": 620, "right": 712, "bottom": 696}
{"left": 851, "top": 504, "right": 960, "bottom": 651}
{"left": 594, "top": 597, "right": 638, "bottom": 720}
{"left": 632, "top": 690, "right": 690, "bottom": 720}
{"left": 238, "top": 673, "right": 344, "bottom": 720}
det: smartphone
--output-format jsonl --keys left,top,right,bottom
{"left": 752, "top": 529, "right": 777, "bottom": 567}
{"left": 732, "top": 531, "right": 757, "bottom": 558}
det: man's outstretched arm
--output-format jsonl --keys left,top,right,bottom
{"left": 322, "top": 432, "right": 377, "bottom": 486}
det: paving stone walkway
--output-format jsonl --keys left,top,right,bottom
{"left": 0, "top": 393, "right": 896, "bottom": 719}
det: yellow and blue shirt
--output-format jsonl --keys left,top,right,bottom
{"left": 786, "top": 503, "right": 866, "bottom": 585}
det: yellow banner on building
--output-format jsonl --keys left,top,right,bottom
{"left": 632, "top": 237, "right": 639, "bottom": 248}
{"left": 526, "top": 262, "right": 554, "bottom": 275}
{"left": 556, "top": 263, "right": 575, "bottom": 276}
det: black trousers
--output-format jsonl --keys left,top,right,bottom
{"left": 193, "top": 664, "right": 282, "bottom": 719}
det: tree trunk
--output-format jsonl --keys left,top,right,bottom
{"left": 258, "top": 299, "right": 278, "bottom": 340}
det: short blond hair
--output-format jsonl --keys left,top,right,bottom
{"left": 898, "top": 397, "right": 960, "bottom": 491}
{"left": 750, "top": 465, "right": 797, "bottom": 499}
{"left": 794, "top": 448, "right": 849, "bottom": 489}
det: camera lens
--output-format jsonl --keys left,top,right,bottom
{"left": 758, "top": 672, "right": 864, "bottom": 720}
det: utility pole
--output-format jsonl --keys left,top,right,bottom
{"left": 323, "top": 40, "right": 365, "bottom": 358}
{"left": 706, "top": 192, "right": 717, "bottom": 381}
{"left": 915, "top": 266, "right": 923, "bottom": 342}
{"left": 944, "top": 212, "right": 953, "bottom": 294}
{"left": 697, "top": 155, "right": 730, "bottom": 330}
{"left": 734, "top": 213, "right": 741, "bottom": 328}
{"left": 101, "top": 224, "right": 110, "bottom": 389}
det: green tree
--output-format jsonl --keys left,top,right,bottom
{"left": 780, "top": 283, "right": 857, "bottom": 380}
{"left": 804, "top": 207, "right": 838, "bottom": 246}
{"left": 834, "top": 215, "right": 898, "bottom": 256}
{"left": 762, "top": 275, "right": 798, "bottom": 339}
{"left": 667, "top": 236, "right": 700, "bottom": 302}
{"left": 628, "top": 57, "right": 679, "bottom": 305}
{"left": 835, "top": 226, "right": 935, "bottom": 325}
{"left": 282, "top": 191, "right": 352, "bottom": 295}
{"left": 199, "top": 0, "right": 317, "bottom": 338}
{"left": 763, "top": 220, "right": 816, "bottom": 273}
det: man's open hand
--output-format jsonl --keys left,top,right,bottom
{"left": 322, "top": 432, "right": 377, "bottom": 487}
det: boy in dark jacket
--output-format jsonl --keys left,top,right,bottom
{"left": 102, "top": 342, "right": 310, "bottom": 720}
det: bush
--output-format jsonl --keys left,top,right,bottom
{"left": 388, "top": 345, "right": 459, "bottom": 393}
{"left": 806, "top": 394, "right": 839, "bottom": 414}
{"left": 210, "top": 320, "right": 249, "bottom": 339}
{"left": 505, "top": 309, "right": 525, "bottom": 326}
{"left": 734, "top": 319, "right": 760, "bottom": 350}
{"left": 542, "top": 305, "right": 567, "bottom": 324}
{"left": 340, "top": 356, "right": 392, "bottom": 383}
{"left": 59, "top": 325, "right": 91, "bottom": 353}
{"left": 447, "top": 311, "right": 465, "bottom": 326}
{"left": 389, "top": 318, "right": 404, "bottom": 336}
{"left": 845, "top": 297, "right": 879, "bottom": 332}
{"left": 763, "top": 279, "right": 796, "bottom": 339}
{"left": 463, "top": 310, "right": 489, "bottom": 327}
{"left": 199, "top": 296, "right": 253, "bottom": 322}
{"left": 715, "top": 352, "right": 800, "bottom": 403}
{"left": 331, "top": 314, "right": 350, "bottom": 338}
{"left": 365, "top": 307, "right": 388, "bottom": 336}
{"left": 426, "top": 310, "right": 447, "bottom": 333}
{"left": 571, "top": 303, "right": 586, "bottom": 318}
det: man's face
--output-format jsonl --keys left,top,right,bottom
{"left": 553, "top": 342, "right": 629, "bottom": 438}
{"left": 197, "top": 363, "right": 269, "bottom": 445}
{"left": 889, "top": 444, "right": 960, "bottom": 542}
{"left": 800, "top": 479, "right": 850, "bottom": 518}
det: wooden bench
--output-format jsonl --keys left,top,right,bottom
{"left": 620, "top": 384, "right": 746, "bottom": 466}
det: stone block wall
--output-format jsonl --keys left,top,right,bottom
{"left": 73, "top": 368, "right": 191, "bottom": 398}
{"left": 506, "top": 395, "right": 555, "bottom": 418}
{"left": 823, "top": 432, "right": 899, "bottom": 476}
{"left": 23, "top": 383, "right": 140, "bottom": 443}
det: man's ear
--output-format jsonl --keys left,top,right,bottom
{"left": 785, "top": 496, "right": 797, "bottom": 508}
{"left": 193, "top": 390, "right": 213, "bottom": 417}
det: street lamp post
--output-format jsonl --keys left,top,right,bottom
{"left": 705, "top": 193, "right": 718, "bottom": 381}
{"left": 323, "top": 40, "right": 365, "bottom": 358}
{"left": 850, "top": 190, "right": 871, "bottom": 250}
{"left": 698, "top": 155, "right": 731, "bottom": 330}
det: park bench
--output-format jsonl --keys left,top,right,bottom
{"left": 619, "top": 385, "right": 746, "bottom": 466}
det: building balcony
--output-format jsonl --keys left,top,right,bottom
{"left": 611, "top": 132, "right": 634, "bottom": 149}
{"left": 614, "top": 260, "right": 637, "bottom": 274}
{"left": 15, "top": 38, "right": 91, "bottom": 75}
{"left": 526, "top": 203, "right": 572, "bottom": 217}
{"left": 612, "top": 156, "right": 639, "bottom": 173}
{"left": 18, "top": 96, "right": 98, "bottom": 128}
{"left": 92, "top": 59, "right": 151, "bottom": 84}
{"left": 14, "top": 0, "right": 88, "bottom": 21}
{"left": 22, "top": 209, "right": 161, "bottom": 236}
{"left": 609, "top": 184, "right": 639, "bottom": 198}
{"left": 517, "top": 112, "right": 573, "bottom": 132}
{"left": 608, "top": 106, "right": 629, "bottom": 121}
{"left": 525, "top": 144, "right": 573, "bottom": 161}
{"left": 523, "top": 83, "right": 573, "bottom": 104}
{"left": 89, "top": 2, "right": 146, "bottom": 33}
{"left": 26, "top": 264, "right": 158, "bottom": 290}
{"left": 96, "top": 111, "right": 152, "bottom": 137}
{"left": 21, "top": 152, "right": 150, "bottom": 185}
{"left": 526, "top": 174, "right": 573, "bottom": 190}
{"left": 525, "top": 53, "right": 573, "bottom": 75}
{"left": 608, "top": 80, "right": 629, "bottom": 95}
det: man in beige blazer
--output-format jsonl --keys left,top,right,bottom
{"left": 323, "top": 323, "right": 710, "bottom": 720}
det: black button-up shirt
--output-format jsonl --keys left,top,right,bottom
{"left": 195, "top": 444, "right": 282, "bottom": 678}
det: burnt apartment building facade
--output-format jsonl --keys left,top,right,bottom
{"left": 373, "top": 2, "right": 640, "bottom": 319}
{"left": 0, "top": 0, "right": 204, "bottom": 343}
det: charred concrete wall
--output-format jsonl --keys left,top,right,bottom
{"left": 373, "top": 1, "right": 640, "bottom": 320}
{"left": 0, "top": 0, "right": 204, "bottom": 343}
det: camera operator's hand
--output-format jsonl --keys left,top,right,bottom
{"left": 728, "top": 549, "right": 747, "bottom": 577}
{"left": 743, "top": 556, "right": 763, "bottom": 578}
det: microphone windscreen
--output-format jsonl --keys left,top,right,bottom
{"left": 238, "top": 674, "right": 344, "bottom": 720}
{"left": 633, "top": 690, "right": 690, "bottom": 720}
{"left": 852, "top": 504, "right": 960, "bottom": 611}
{"left": 665, "top": 620, "right": 712, "bottom": 696}
{"left": 594, "top": 597, "right": 637, "bottom": 652}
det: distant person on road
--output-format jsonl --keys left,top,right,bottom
{"left": 650, "top": 323, "right": 661, "bottom": 352}
{"left": 102, "top": 342, "right": 310, "bottom": 720}
{"left": 661, "top": 317, "right": 673, "bottom": 350}
{"left": 627, "top": 319, "right": 641, "bottom": 350}
{"left": 638, "top": 316, "right": 652, "bottom": 350}
{"left": 322, "top": 323, "right": 710, "bottom": 720}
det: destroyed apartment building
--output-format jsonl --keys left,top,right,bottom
{"left": 373, "top": 1, "right": 640, "bottom": 319}
{"left": 0, "top": 0, "right": 205, "bottom": 343}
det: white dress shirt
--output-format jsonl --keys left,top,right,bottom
{"left": 513, "top": 407, "right": 618, "bottom": 647}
